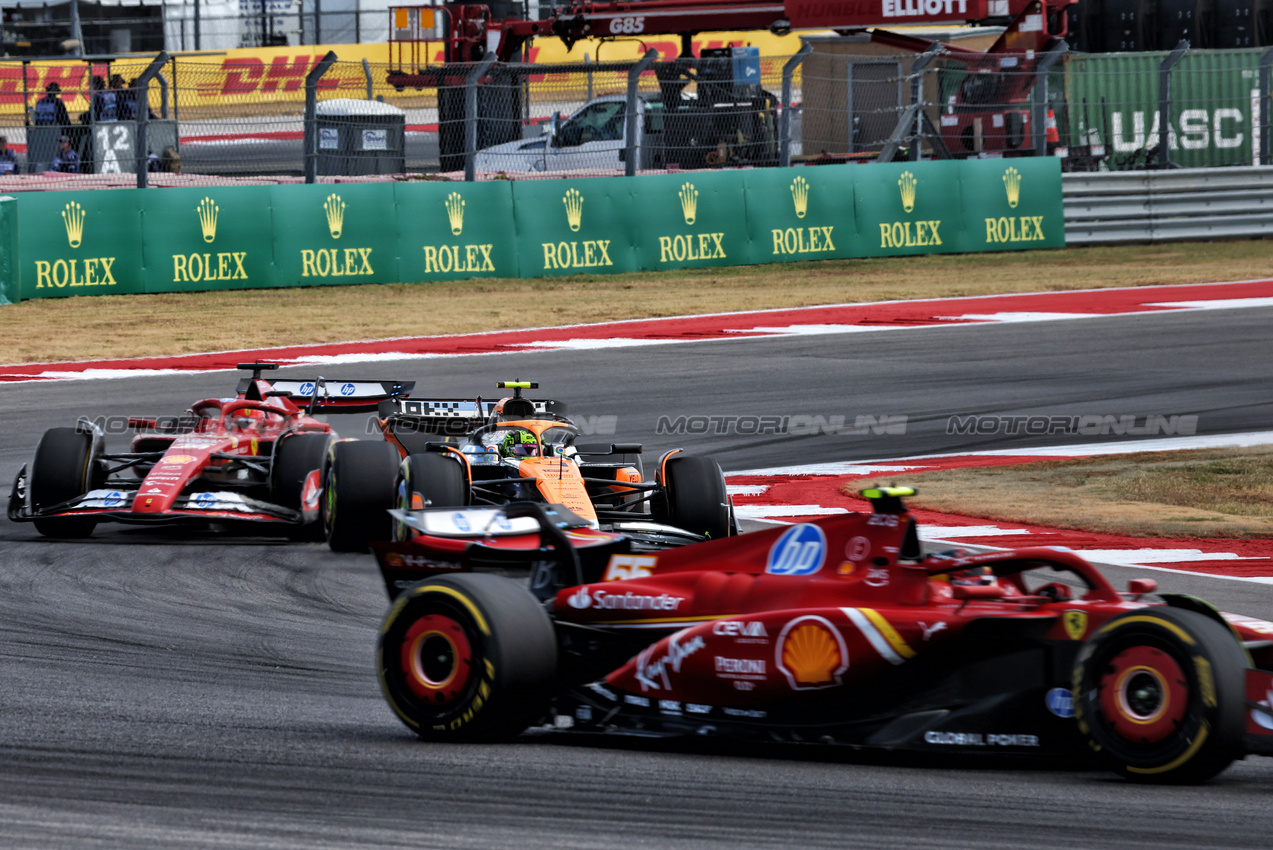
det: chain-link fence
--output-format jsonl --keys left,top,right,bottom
{"left": 0, "top": 44, "right": 1271, "bottom": 188}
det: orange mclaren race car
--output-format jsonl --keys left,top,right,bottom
{"left": 321, "top": 381, "right": 735, "bottom": 552}
{"left": 8, "top": 363, "right": 413, "bottom": 539}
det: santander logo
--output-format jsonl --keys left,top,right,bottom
{"left": 568, "top": 588, "right": 591, "bottom": 609}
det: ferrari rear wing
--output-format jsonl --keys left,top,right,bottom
{"left": 263, "top": 379, "right": 416, "bottom": 413}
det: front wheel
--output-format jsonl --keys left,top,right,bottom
{"left": 662, "top": 455, "right": 730, "bottom": 540}
{"left": 394, "top": 453, "right": 467, "bottom": 541}
{"left": 1073, "top": 607, "right": 1247, "bottom": 784}
{"left": 377, "top": 573, "right": 558, "bottom": 742}
{"left": 29, "top": 427, "right": 99, "bottom": 539}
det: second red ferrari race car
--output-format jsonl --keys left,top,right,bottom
{"left": 370, "top": 487, "right": 1273, "bottom": 784}
{"left": 8, "top": 362, "right": 413, "bottom": 539}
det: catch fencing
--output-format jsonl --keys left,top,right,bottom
{"left": 0, "top": 43, "right": 1272, "bottom": 189}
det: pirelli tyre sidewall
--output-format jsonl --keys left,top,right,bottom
{"left": 1073, "top": 607, "right": 1246, "bottom": 784}
{"left": 377, "top": 573, "right": 557, "bottom": 743}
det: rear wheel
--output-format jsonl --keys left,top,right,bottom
{"left": 394, "top": 453, "right": 467, "bottom": 541}
{"left": 662, "top": 455, "right": 730, "bottom": 540}
{"left": 377, "top": 573, "right": 558, "bottom": 742}
{"left": 322, "top": 440, "right": 400, "bottom": 552}
{"left": 30, "top": 427, "right": 98, "bottom": 539}
{"left": 1073, "top": 607, "right": 1247, "bottom": 784}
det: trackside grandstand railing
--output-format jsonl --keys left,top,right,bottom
{"left": 0, "top": 44, "right": 1272, "bottom": 188}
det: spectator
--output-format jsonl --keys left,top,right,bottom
{"left": 91, "top": 76, "right": 118, "bottom": 123}
{"left": 0, "top": 137, "right": 17, "bottom": 176}
{"left": 32, "top": 82, "right": 71, "bottom": 128}
{"left": 51, "top": 135, "right": 80, "bottom": 173}
{"left": 122, "top": 77, "right": 157, "bottom": 120}
{"left": 159, "top": 145, "right": 182, "bottom": 173}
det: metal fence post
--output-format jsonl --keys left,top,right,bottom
{"left": 156, "top": 70, "right": 169, "bottom": 119}
{"left": 780, "top": 43, "right": 813, "bottom": 168}
{"left": 1031, "top": 40, "right": 1067, "bottom": 157}
{"left": 1157, "top": 41, "right": 1188, "bottom": 169}
{"left": 362, "top": 58, "right": 374, "bottom": 100}
{"left": 908, "top": 47, "right": 941, "bottom": 161}
{"left": 464, "top": 54, "right": 498, "bottom": 182}
{"left": 1260, "top": 48, "right": 1273, "bottom": 165}
{"left": 135, "top": 51, "right": 169, "bottom": 189}
{"left": 625, "top": 49, "right": 658, "bottom": 177}
{"left": 304, "top": 50, "right": 338, "bottom": 184}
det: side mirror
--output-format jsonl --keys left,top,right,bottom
{"left": 1126, "top": 578, "right": 1158, "bottom": 599}
{"left": 951, "top": 583, "right": 1005, "bottom": 600}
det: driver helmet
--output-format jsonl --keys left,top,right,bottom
{"left": 500, "top": 430, "right": 539, "bottom": 458}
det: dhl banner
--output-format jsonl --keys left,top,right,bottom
{"left": 0, "top": 30, "right": 811, "bottom": 115}
{"left": 10, "top": 158, "right": 1064, "bottom": 300}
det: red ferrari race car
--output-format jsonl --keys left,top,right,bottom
{"left": 371, "top": 488, "right": 1273, "bottom": 784}
{"left": 8, "top": 363, "right": 413, "bottom": 539}
{"left": 321, "top": 380, "right": 734, "bottom": 552}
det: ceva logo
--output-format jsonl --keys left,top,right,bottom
{"left": 568, "top": 587, "right": 591, "bottom": 609}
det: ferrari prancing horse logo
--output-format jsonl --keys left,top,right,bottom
{"left": 1063, "top": 610, "right": 1088, "bottom": 641}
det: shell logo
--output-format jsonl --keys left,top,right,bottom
{"left": 162, "top": 455, "right": 198, "bottom": 464}
{"left": 776, "top": 615, "right": 849, "bottom": 690}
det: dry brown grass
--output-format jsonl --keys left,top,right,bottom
{"left": 3, "top": 239, "right": 1273, "bottom": 364}
{"left": 850, "top": 446, "right": 1273, "bottom": 539}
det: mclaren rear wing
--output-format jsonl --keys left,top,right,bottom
{"left": 377, "top": 397, "right": 566, "bottom": 436}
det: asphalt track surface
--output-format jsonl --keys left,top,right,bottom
{"left": 3, "top": 304, "right": 1273, "bottom": 848}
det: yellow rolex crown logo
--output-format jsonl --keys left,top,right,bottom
{"left": 679, "top": 182, "right": 698, "bottom": 226}
{"left": 563, "top": 187, "right": 584, "bottom": 232}
{"left": 446, "top": 191, "right": 465, "bottom": 236}
{"left": 898, "top": 171, "right": 917, "bottom": 214}
{"left": 1003, "top": 166, "right": 1022, "bottom": 209}
{"left": 324, "top": 193, "right": 345, "bottom": 239}
{"left": 197, "top": 197, "right": 219, "bottom": 243}
{"left": 790, "top": 176, "right": 809, "bottom": 219}
{"left": 61, "top": 201, "right": 85, "bottom": 249}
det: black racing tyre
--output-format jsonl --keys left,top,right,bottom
{"left": 394, "top": 453, "right": 467, "bottom": 542}
{"left": 1073, "top": 607, "right": 1247, "bottom": 784}
{"left": 272, "top": 433, "right": 333, "bottom": 541}
{"left": 272, "top": 433, "right": 333, "bottom": 509}
{"left": 29, "top": 427, "right": 98, "bottom": 539}
{"left": 322, "top": 440, "right": 401, "bottom": 552}
{"left": 377, "top": 573, "right": 558, "bottom": 742}
{"left": 663, "top": 455, "right": 730, "bottom": 540}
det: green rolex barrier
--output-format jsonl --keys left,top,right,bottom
{"left": 274, "top": 183, "right": 399, "bottom": 287}
{"left": 4, "top": 159, "right": 1063, "bottom": 302}
{"left": 629, "top": 172, "right": 750, "bottom": 271}
{"left": 512, "top": 177, "right": 638, "bottom": 277}
{"left": 19, "top": 189, "right": 146, "bottom": 298}
{"left": 854, "top": 160, "right": 966, "bottom": 255}
{"left": 960, "top": 158, "right": 1064, "bottom": 250}
{"left": 143, "top": 186, "right": 278, "bottom": 293}
{"left": 396, "top": 181, "right": 517, "bottom": 282}
{"left": 0, "top": 196, "right": 16, "bottom": 305}
{"left": 742, "top": 167, "right": 860, "bottom": 265}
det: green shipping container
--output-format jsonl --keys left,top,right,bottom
{"left": 1062, "top": 48, "right": 1262, "bottom": 170}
